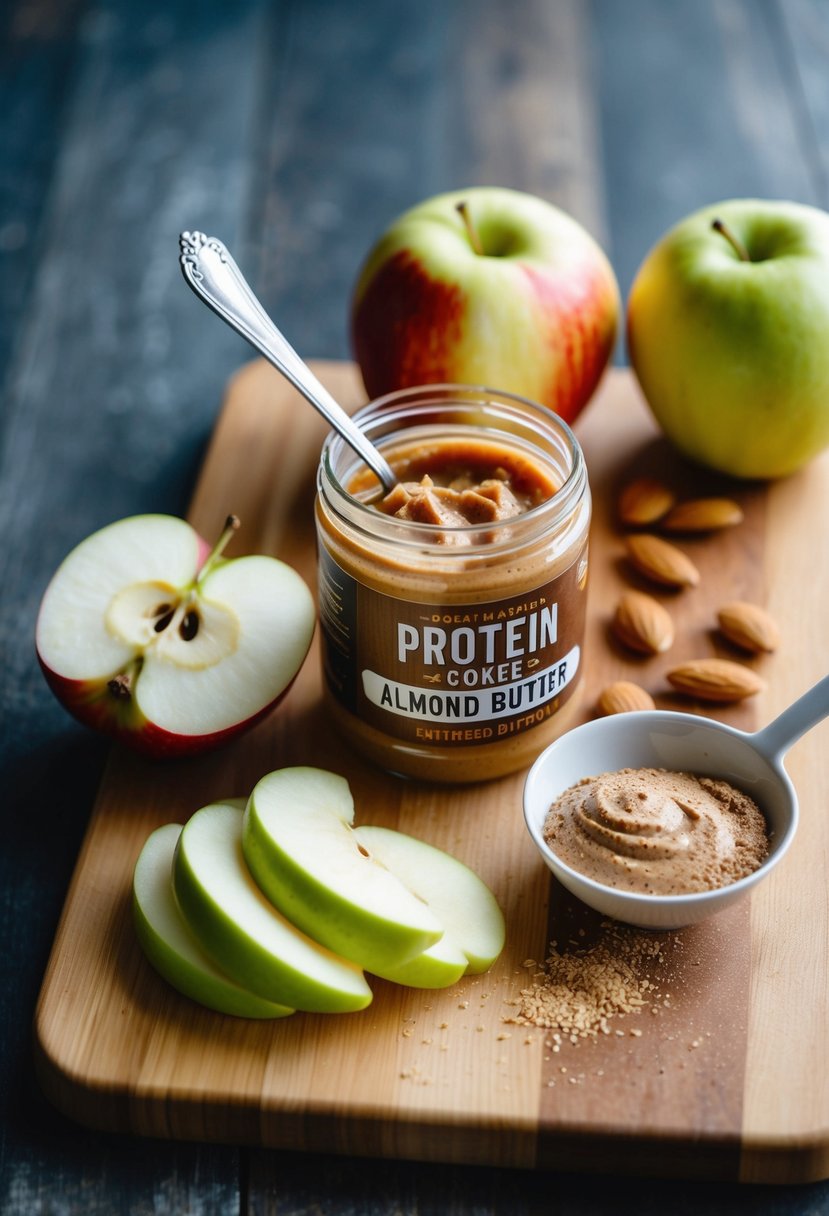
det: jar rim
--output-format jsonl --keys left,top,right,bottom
{"left": 319, "top": 384, "right": 587, "bottom": 552}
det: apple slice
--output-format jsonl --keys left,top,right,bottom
{"left": 173, "top": 799, "right": 372, "bottom": 1013}
{"left": 133, "top": 822, "right": 294, "bottom": 1019}
{"left": 354, "top": 825, "right": 506, "bottom": 985}
{"left": 243, "top": 768, "right": 444, "bottom": 972}
{"left": 370, "top": 930, "right": 470, "bottom": 990}
{"left": 36, "top": 513, "right": 315, "bottom": 757}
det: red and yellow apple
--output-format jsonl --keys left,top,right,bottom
{"left": 350, "top": 187, "right": 619, "bottom": 424}
{"left": 627, "top": 198, "right": 829, "bottom": 479}
{"left": 36, "top": 513, "right": 315, "bottom": 757}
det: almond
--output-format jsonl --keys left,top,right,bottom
{"left": 598, "top": 681, "right": 656, "bottom": 715}
{"left": 666, "top": 658, "right": 765, "bottom": 703}
{"left": 612, "top": 590, "right": 675, "bottom": 655}
{"left": 661, "top": 497, "right": 744, "bottom": 533}
{"left": 618, "top": 477, "right": 676, "bottom": 526}
{"left": 625, "top": 534, "right": 700, "bottom": 588}
{"left": 717, "top": 601, "right": 780, "bottom": 654}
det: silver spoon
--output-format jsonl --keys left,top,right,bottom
{"left": 178, "top": 231, "right": 397, "bottom": 495}
{"left": 523, "top": 673, "right": 829, "bottom": 928}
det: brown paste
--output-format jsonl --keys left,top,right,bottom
{"left": 543, "top": 767, "right": 769, "bottom": 895}
{"left": 379, "top": 437, "right": 556, "bottom": 526}
{"left": 349, "top": 437, "right": 559, "bottom": 532}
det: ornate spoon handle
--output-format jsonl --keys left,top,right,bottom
{"left": 179, "top": 231, "right": 397, "bottom": 493}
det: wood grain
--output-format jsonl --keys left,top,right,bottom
{"left": 33, "top": 360, "right": 829, "bottom": 1182}
{"left": 741, "top": 456, "right": 829, "bottom": 1184}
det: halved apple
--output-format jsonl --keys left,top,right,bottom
{"left": 242, "top": 767, "right": 444, "bottom": 972}
{"left": 36, "top": 513, "right": 315, "bottom": 757}
{"left": 172, "top": 799, "right": 372, "bottom": 1013}
{"left": 133, "top": 822, "right": 294, "bottom": 1019}
{"left": 354, "top": 825, "right": 506, "bottom": 986}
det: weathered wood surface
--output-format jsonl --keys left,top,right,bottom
{"left": 4, "top": 0, "right": 829, "bottom": 1211}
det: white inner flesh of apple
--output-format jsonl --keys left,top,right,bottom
{"left": 135, "top": 557, "right": 313, "bottom": 734}
{"left": 38, "top": 516, "right": 199, "bottom": 679}
{"left": 175, "top": 801, "right": 372, "bottom": 1010}
{"left": 36, "top": 515, "right": 315, "bottom": 736}
{"left": 244, "top": 768, "right": 444, "bottom": 969}
{"left": 133, "top": 822, "right": 293, "bottom": 1018}
{"left": 353, "top": 825, "right": 506, "bottom": 975}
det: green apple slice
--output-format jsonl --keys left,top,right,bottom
{"left": 242, "top": 768, "right": 444, "bottom": 972}
{"left": 370, "top": 930, "right": 470, "bottom": 990}
{"left": 354, "top": 825, "right": 506, "bottom": 985}
{"left": 173, "top": 799, "right": 372, "bottom": 1014}
{"left": 133, "top": 823, "right": 294, "bottom": 1019}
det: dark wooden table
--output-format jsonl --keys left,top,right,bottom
{"left": 3, "top": 1, "right": 829, "bottom": 1211}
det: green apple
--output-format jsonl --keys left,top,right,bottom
{"left": 242, "top": 768, "right": 444, "bottom": 972}
{"left": 133, "top": 823, "right": 294, "bottom": 1018}
{"left": 627, "top": 198, "right": 829, "bottom": 479}
{"left": 173, "top": 799, "right": 372, "bottom": 1013}
{"left": 36, "top": 513, "right": 315, "bottom": 756}
{"left": 354, "top": 825, "right": 505, "bottom": 987}
{"left": 351, "top": 187, "right": 619, "bottom": 424}
{"left": 371, "top": 933, "right": 470, "bottom": 990}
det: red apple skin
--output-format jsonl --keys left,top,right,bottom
{"left": 36, "top": 657, "right": 307, "bottom": 759}
{"left": 519, "top": 262, "right": 619, "bottom": 423}
{"left": 351, "top": 188, "right": 619, "bottom": 424}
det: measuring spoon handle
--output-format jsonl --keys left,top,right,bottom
{"left": 752, "top": 672, "right": 829, "bottom": 764}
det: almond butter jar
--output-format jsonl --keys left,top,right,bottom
{"left": 315, "top": 385, "right": 590, "bottom": 783}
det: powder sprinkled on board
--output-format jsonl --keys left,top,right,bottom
{"left": 504, "top": 922, "right": 676, "bottom": 1038}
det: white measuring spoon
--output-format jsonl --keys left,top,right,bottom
{"left": 524, "top": 673, "right": 829, "bottom": 928}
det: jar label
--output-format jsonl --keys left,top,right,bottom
{"left": 318, "top": 545, "right": 587, "bottom": 748}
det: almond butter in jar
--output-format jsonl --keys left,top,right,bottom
{"left": 315, "top": 385, "right": 590, "bottom": 783}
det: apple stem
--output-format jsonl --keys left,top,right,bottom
{"left": 711, "top": 218, "right": 751, "bottom": 262}
{"left": 456, "top": 201, "right": 484, "bottom": 256}
{"left": 198, "top": 514, "right": 241, "bottom": 583}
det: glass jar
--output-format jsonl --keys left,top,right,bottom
{"left": 315, "top": 385, "right": 590, "bottom": 783}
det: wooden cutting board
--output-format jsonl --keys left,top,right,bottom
{"left": 34, "top": 361, "right": 829, "bottom": 1184}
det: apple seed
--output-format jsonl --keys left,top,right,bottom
{"left": 179, "top": 610, "right": 200, "bottom": 641}
{"left": 153, "top": 607, "right": 176, "bottom": 633}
